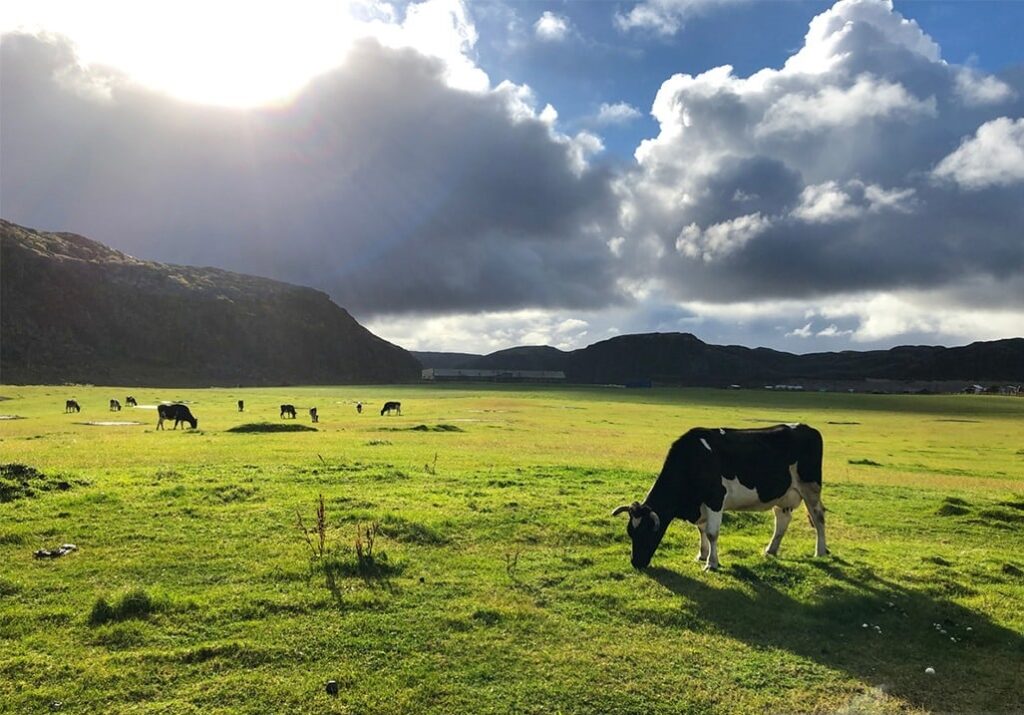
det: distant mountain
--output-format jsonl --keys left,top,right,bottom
{"left": 467, "top": 346, "right": 569, "bottom": 371}
{"left": 412, "top": 351, "right": 481, "bottom": 369}
{"left": 0, "top": 220, "right": 420, "bottom": 385}
{"left": 457, "top": 332, "right": 1023, "bottom": 385}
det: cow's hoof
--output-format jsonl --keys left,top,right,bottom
{"left": 703, "top": 562, "right": 719, "bottom": 572}
{"left": 694, "top": 554, "right": 707, "bottom": 563}
{"left": 764, "top": 548, "right": 778, "bottom": 558}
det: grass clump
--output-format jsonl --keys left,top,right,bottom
{"left": 392, "top": 424, "right": 464, "bottom": 432}
{"left": 936, "top": 496, "right": 971, "bottom": 516}
{"left": 89, "top": 589, "right": 161, "bottom": 626}
{"left": 847, "top": 458, "right": 883, "bottom": 467}
{"left": 0, "top": 463, "right": 75, "bottom": 503}
{"left": 227, "top": 422, "right": 317, "bottom": 433}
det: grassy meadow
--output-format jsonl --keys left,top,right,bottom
{"left": 1, "top": 384, "right": 1022, "bottom": 714}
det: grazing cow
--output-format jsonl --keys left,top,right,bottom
{"left": 280, "top": 404, "right": 296, "bottom": 419}
{"left": 109, "top": 399, "right": 122, "bottom": 412}
{"left": 613, "top": 424, "right": 827, "bottom": 571}
{"left": 237, "top": 400, "right": 244, "bottom": 412}
{"left": 356, "top": 401, "right": 363, "bottom": 414}
{"left": 157, "top": 404, "right": 198, "bottom": 430}
{"left": 126, "top": 396, "right": 137, "bottom": 407}
{"left": 309, "top": 407, "right": 319, "bottom": 423}
{"left": 65, "top": 399, "right": 81, "bottom": 413}
{"left": 380, "top": 401, "right": 401, "bottom": 416}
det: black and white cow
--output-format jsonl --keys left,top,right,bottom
{"left": 109, "top": 399, "right": 122, "bottom": 412}
{"left": 237, "top": 400, "right": 244, "bottom": 412}
{"left": 280, "top": 404, "right": 297, "bottom": 419}
{"left": 380, "top": 401, "right": 401, "bottom": 416}
{"left": 613, "top": 424, "right": 827, "bottom": 571}
{"left": 309, "top": 407, "right": 318, "bottom": 423}
{"left": 65, "top": 399, "right": 81, "bottom": 413}
{"left": 157, "top": 404, "right": 198, "bottom": 430}
{"left": 125, "top": 396, "right": 137, "bottom": 407}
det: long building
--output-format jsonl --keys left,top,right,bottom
{"left": 421, "top": 368, "right": 565, "bottom": 382}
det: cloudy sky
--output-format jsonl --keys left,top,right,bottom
{"left": 2, "top": 0, "right": 1022, "bottom": 354}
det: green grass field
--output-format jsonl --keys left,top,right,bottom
{"left": 1, "top": 384, "right": 1022, "bottom": 714}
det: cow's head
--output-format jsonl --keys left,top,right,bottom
{"left": 612, "top": 501, "right": 663, "bottom": 569}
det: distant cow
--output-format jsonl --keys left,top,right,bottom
{"left": 237, "top": 400, "right": 244, "bottom": 412}
{"left": 157, "top": 404, "right": 198, "bottom": 430}
{"left": 309, "top": 407, "right": 319, "bottom": 423}
{"left": 109, "top": 399, "right": 122, "bottom": 412}
{"left": 125, "top": 396, "right": 137, "bottom": 407}
{"left": 613, "top": 424, "right": 827, "bottom": 571}
{"left": 65, "top": 400, "right": 81, "bottom": 413}
{"left": 356, "top": 401, "right": 363, "bottom": 414}
{"left": 280, "top": 404, "right": 296, "bottom": 419}
{"left": 380, "top": 401, "right": 401, "bottom": 416}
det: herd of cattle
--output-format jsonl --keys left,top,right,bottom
{"left": 63, "top": 398, "right": 403, "bottom": 431}
{"left": 62, "top": 396, "right": 828, "bottom": 571}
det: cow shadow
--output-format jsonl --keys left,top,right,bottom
{"left": 642, "top": 559, "right": 1024, "bottom": 712}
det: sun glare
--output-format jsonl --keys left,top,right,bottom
{"left": 2, "top": 1, "right": 379, "bottom": 107}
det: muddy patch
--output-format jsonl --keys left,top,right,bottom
{"left": 0, "top": 415, "right": 25, "bottom": 420}
{"left": 78, "top": 421, "right": 145, "bottom": 427}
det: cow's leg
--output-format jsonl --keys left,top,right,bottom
{"left": 765, "top": 506, "right": 793, "bottom": 556}
{"left": 800, "top": 482, "right": 828, "bottom": 556}
{"left": 157, "top": 417, "right": 163, "bottom": 430}
{"left": 694, "top": 522, "right": 710, "bottom": 562}
{"left": 703, "top": 508, "right": 723, "bottom": 571}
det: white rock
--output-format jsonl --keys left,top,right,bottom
{"left": 925, "top": 667, "right": 936, "bottom": 675}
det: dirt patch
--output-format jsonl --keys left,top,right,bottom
{"left": 78, "top": 421, "right": 144, "bottom": 426}
{"left": 827, "top": 421, "right": 860, "bottom": 425}
{"left": 227, "top": 422, "right": 317, "bottom": 433}
{"left": 0, "top": 415, "right": 24, "bottom": 420}
{"left": 934, "top": 418, "right": 982, "bottom": 423}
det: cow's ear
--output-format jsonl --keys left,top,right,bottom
{"left": 612, "top": 504, "right": 631, "bottom": 517}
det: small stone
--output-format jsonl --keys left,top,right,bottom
{"left": 862, "top": 623, "right": 868, "bottom": 628}
{"left": 925, "top": 667, "right": 936, "bottom": 675}
{"left": 326, "top": 681, "right": 339, "bottom": 696}
{"left": 940, "top": 629, "right": 947, "bottom": 635}
{"left": 966, "top": 627, "right": 972, "bottom": 632}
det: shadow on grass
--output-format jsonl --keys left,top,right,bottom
{"left": 643, "top": 562, "right": 1024, "bottom": 712}
{"left": 319, "top": 554, "right": 403, "bottom": 609}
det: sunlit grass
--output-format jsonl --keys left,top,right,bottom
{"left": 1, "top": 384, "right": 1022, "bottom": 713}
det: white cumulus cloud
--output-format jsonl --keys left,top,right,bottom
{"left": 933, "top": 117, "right": 1024, "bottom": 190}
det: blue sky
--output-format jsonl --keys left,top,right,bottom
{"left": 465, "top": 1, "right": 1024, "bottom": 159}
{"left": 2, "top": 0, "right": 1023, "bottom": 353}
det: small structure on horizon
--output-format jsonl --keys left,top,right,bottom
{"left": 421, "top": 368, "right": 565, "bottom": 383}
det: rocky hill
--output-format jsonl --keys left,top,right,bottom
{"left": 450, "top": 333, "right": 1023, "bottom": 386}
{"left": 0, "top": 220, "right": 420, "bottom": 385}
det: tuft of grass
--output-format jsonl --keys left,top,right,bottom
{"left": 388, "top": 424, "right": 464, "bottom": 432}
{"left": 936, "top": 503, "right": 970, "bottom": 517}
{"left": 0, "top": 463, "right": 76, "bottom": 502}
{"left": 227, "top": 422, "right": 317, "bottom": 433}
{"left": 847, "top": 458, "right": 883, "bottom": 467}
{"left": 89, "top": 589, "right": 161, "bottom": 626}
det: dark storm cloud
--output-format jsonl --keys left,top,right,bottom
{"left": 0, "top": 33, "right": 619, "bottom": 315}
